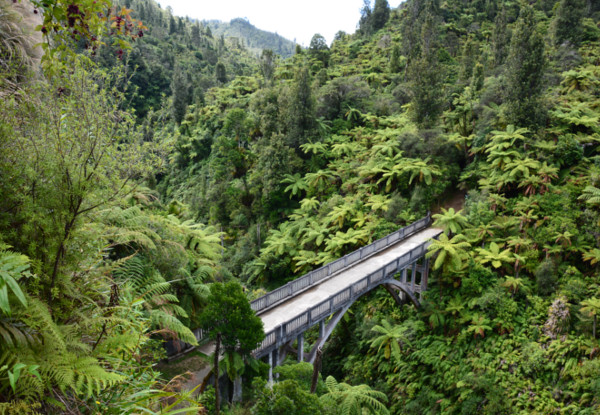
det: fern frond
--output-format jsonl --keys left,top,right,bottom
{"left": 579, "top": 186, "right": 600, "bottom": 206}
{"left": 72, "top": 356, "right": 124, "bottom": 398}
{"left": 149, "top": 310, "right": 197, "bottom": 345}
{"left": 158, "top": 302, "right": 189, "bottom": 318}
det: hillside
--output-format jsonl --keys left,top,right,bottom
{"left": 1, "top": 0, "right": 600, "bottom": 413}
{"left": 206, "top": 18, "right": 297, "bottom": 58}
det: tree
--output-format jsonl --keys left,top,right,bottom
{"left": 371, "top": 0, "right": 391, "bottom": 32}
{"left": 308, "top": 33, "right": 330, "bottom": 67}
{"left": 0, "top": 62, "right": 154, "bottom": 310}
{"left": 320, "top": 376, "right": 390, "bottom": 415}
{"left": 408, "top": 5, "right": 443, "bottom": 128}
{"left": 198, "top": 282, "right": 264, "bottom": 414}
{"left": 426, "top": 234, "right": 471, "bottom": 274}
{"left": 215, "top": 61, "right": 227, "bottom": 84}
{"left": 370, "top": 319, "right": 410, "bottom": 361}
{"left": 191, "top": 23, "right": 201, "bottom": 46}
{"left": 432, "top": 208, "right": 469, "bottom": 236}
{"left": 251, "top": 378, "right": 324, "bottom": 415}
{"left": 389, "top": 44, "right": 402, "bottom": 73}
{"left": 492, "top": 6, "right": 510, "bottom": 66}
{"left": 553, "top": 0, "right": 585, "bottom": 46}
{"left": 505, "top": 5, "right": 546, "bottom": 128}
{"left": 358, "top": 0, "right": 373, "bottom": 35}
{"left": 281, "top": 66, "right": 316, "bottom": 150}
{"left": 580, "top": 298, "right": 600, "bottom": 338}
{"left": 171, "top": 64, "right": 191, "bottom": 124}
{"left": 475, "top": 242, "right": 515, "bottom": 270}
{"left": 260, "top": 49, "right": 275, "bottom": 82}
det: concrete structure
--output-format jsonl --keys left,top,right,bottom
{"left": 179, "top": 215, "right": 442, "bottom": 389}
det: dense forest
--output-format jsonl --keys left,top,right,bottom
{"left": 1, "top": 0, "right": 600, "bottom": 413}
{"left": 205, "top": 18, "right": 296, "bottom": 58}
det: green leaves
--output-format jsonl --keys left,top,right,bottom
{"left": 0, "top": 247, "right": 30, "bottom": 316}
{"left": 282, "top": 173, "right": 309, "bottom": 198}
{"left": 432, "top": 207, "right": 469, "bottom": 236}
{"left": 198, "top": 282, "right": 264, "bottom": 354}
{"left": 475, "top": 242, "right": 515, "bottom": 269}
{"left": 320, "top": 375, "right": 389, "bottom": 415}
{"left": 426, "top": 234, "right": 471, "bottom": 273}
{"left": 2, "top": 363, "right": 40, "bottom": 393}
{"left": 370, "top": 319, "right": 409, "bottom": 361}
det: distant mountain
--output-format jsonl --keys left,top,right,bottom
{"left": 205, "top": 18, "right": 296, "bottom": 58}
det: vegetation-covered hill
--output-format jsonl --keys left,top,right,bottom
{"left": 1, "top": 0, "right": 600, "bottom": 413}
{"left": 206, "top": 18, "right": 296, "bottom": 58}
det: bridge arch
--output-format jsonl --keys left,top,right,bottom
{"left": 259, "top": 255, "right": 431, "bottom": 370}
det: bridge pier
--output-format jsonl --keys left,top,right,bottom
{"left": 297, "top": 334, "right": 304, "bottom": 362}
{"left": 306, "top": 304, "right": 351, "bottom": 364}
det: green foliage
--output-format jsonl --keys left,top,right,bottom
{"left": 251, "top": 378, "right": 324, "bottom": 415}
{"left": 3, "top": 0, "right": 600, "bottom": 411}
{"left": 0, "top": 246, "right": 30, "bottom": 316}
{"left": 199, "top": 281, "right": 264, "bottom": 353}
{"left": 553, "top": 0, "right": 585, "bottom": 46}
{"left": 504, "top": 5, "right": 547, "bottom": 128}
{"left": 320, "top": 375, "right": 389, "bottom": 415}
{"left": 207, "top": 18, "right": 296, "bottom": 58}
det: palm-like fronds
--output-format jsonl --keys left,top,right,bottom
{"left": 320, "top": 375, "right": 390, "bottom": 415}
{"left": 432, "top": 207, "right": 469, "bottom": 236}
{"left": 578, "top": 186, "right": 600, "bottom": 207}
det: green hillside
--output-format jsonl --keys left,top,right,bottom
{"left": 1, "top": 0, "right": 600, "bottom": 413}
{"left": 206, "top": 18, "right": 296, "bottom": 58}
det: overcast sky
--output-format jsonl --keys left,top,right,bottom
{"left": 156, "top": 0, "right": 404, "bottom": 46}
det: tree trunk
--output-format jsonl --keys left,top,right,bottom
{"left": 214, "top": 332, "right": 221, "bottom": 415}
{"left": 232, "top": 376, "right": 242, "bottom": 403}
{"left": 310, "top": 347, "right": 322, "bottom": 394}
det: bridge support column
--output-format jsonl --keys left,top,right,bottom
{"left": 268, "top": 350, "right": 273, "bottom": 385}
{"left": 268, "top": 348, "right": 280, "bottom": 385}
{"left": 307, "top": 304, "right": 351, "bottom": 364}
{"left": 273, "top": 349, "right": 279, "bottom": 379}
{"left": 422, "top": 258, "right": 429, "bottom": 291}
{"left": 297, "top": 334, "right": 304, "bottom": 362}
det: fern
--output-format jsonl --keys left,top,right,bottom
{"left": 114, "top": 256, "right": 197, "bottom": 345}
{"left": 578, "top": 186, "right": 600, "bottom": 206}
{"left": 149, "top": 310, "right": 197, "bottom": 345}
{"left": 320, "top": 375, "right": 390, "bottom": 415}
{"left": 0, "top": 245, "right": 30, "bottom": 316}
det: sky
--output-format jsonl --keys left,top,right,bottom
{"left": 156, "top": 0, "right": 405, "bottom": 46}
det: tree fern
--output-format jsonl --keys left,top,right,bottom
{"left": 578, "top": 186, "right": 600, "bottom": 207}
{"left": 320, "top": 375, "right": 390, "bottom": 415}
{"left": 114, "top": 256, "right": 197, "bottom": 346}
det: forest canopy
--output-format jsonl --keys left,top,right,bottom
{"left": 1, "top": 0, "right": 600, "bottom": 413}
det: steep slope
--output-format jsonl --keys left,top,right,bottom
{"left": 206, "top": 18, "right": 296, "bottom": 58}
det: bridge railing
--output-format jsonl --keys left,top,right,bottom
{"left": 169, "top": 214, "right": 432, "bottom": 355}
{"left": 252, "top": 240, "right": 431, "bottom": 357}
{"left": 249, "top": 213, "right": 431, "bottom": 315}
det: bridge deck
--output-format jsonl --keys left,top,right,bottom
{"left": 180, "top": 226, "right": 441, "bottom": 392}
{"left": 259, "top": 227, "right": 442, "bottom": 333}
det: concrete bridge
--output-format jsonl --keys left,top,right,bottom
{"left": 182, "top": 214, "right": 442, "bottom": 385}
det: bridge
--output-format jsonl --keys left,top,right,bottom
{"left": 177, "top": 214, "right": 442, "bottom": 386}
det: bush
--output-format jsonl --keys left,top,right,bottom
{"left": 535, "top": 259, "right": 558, "bottom": 296}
